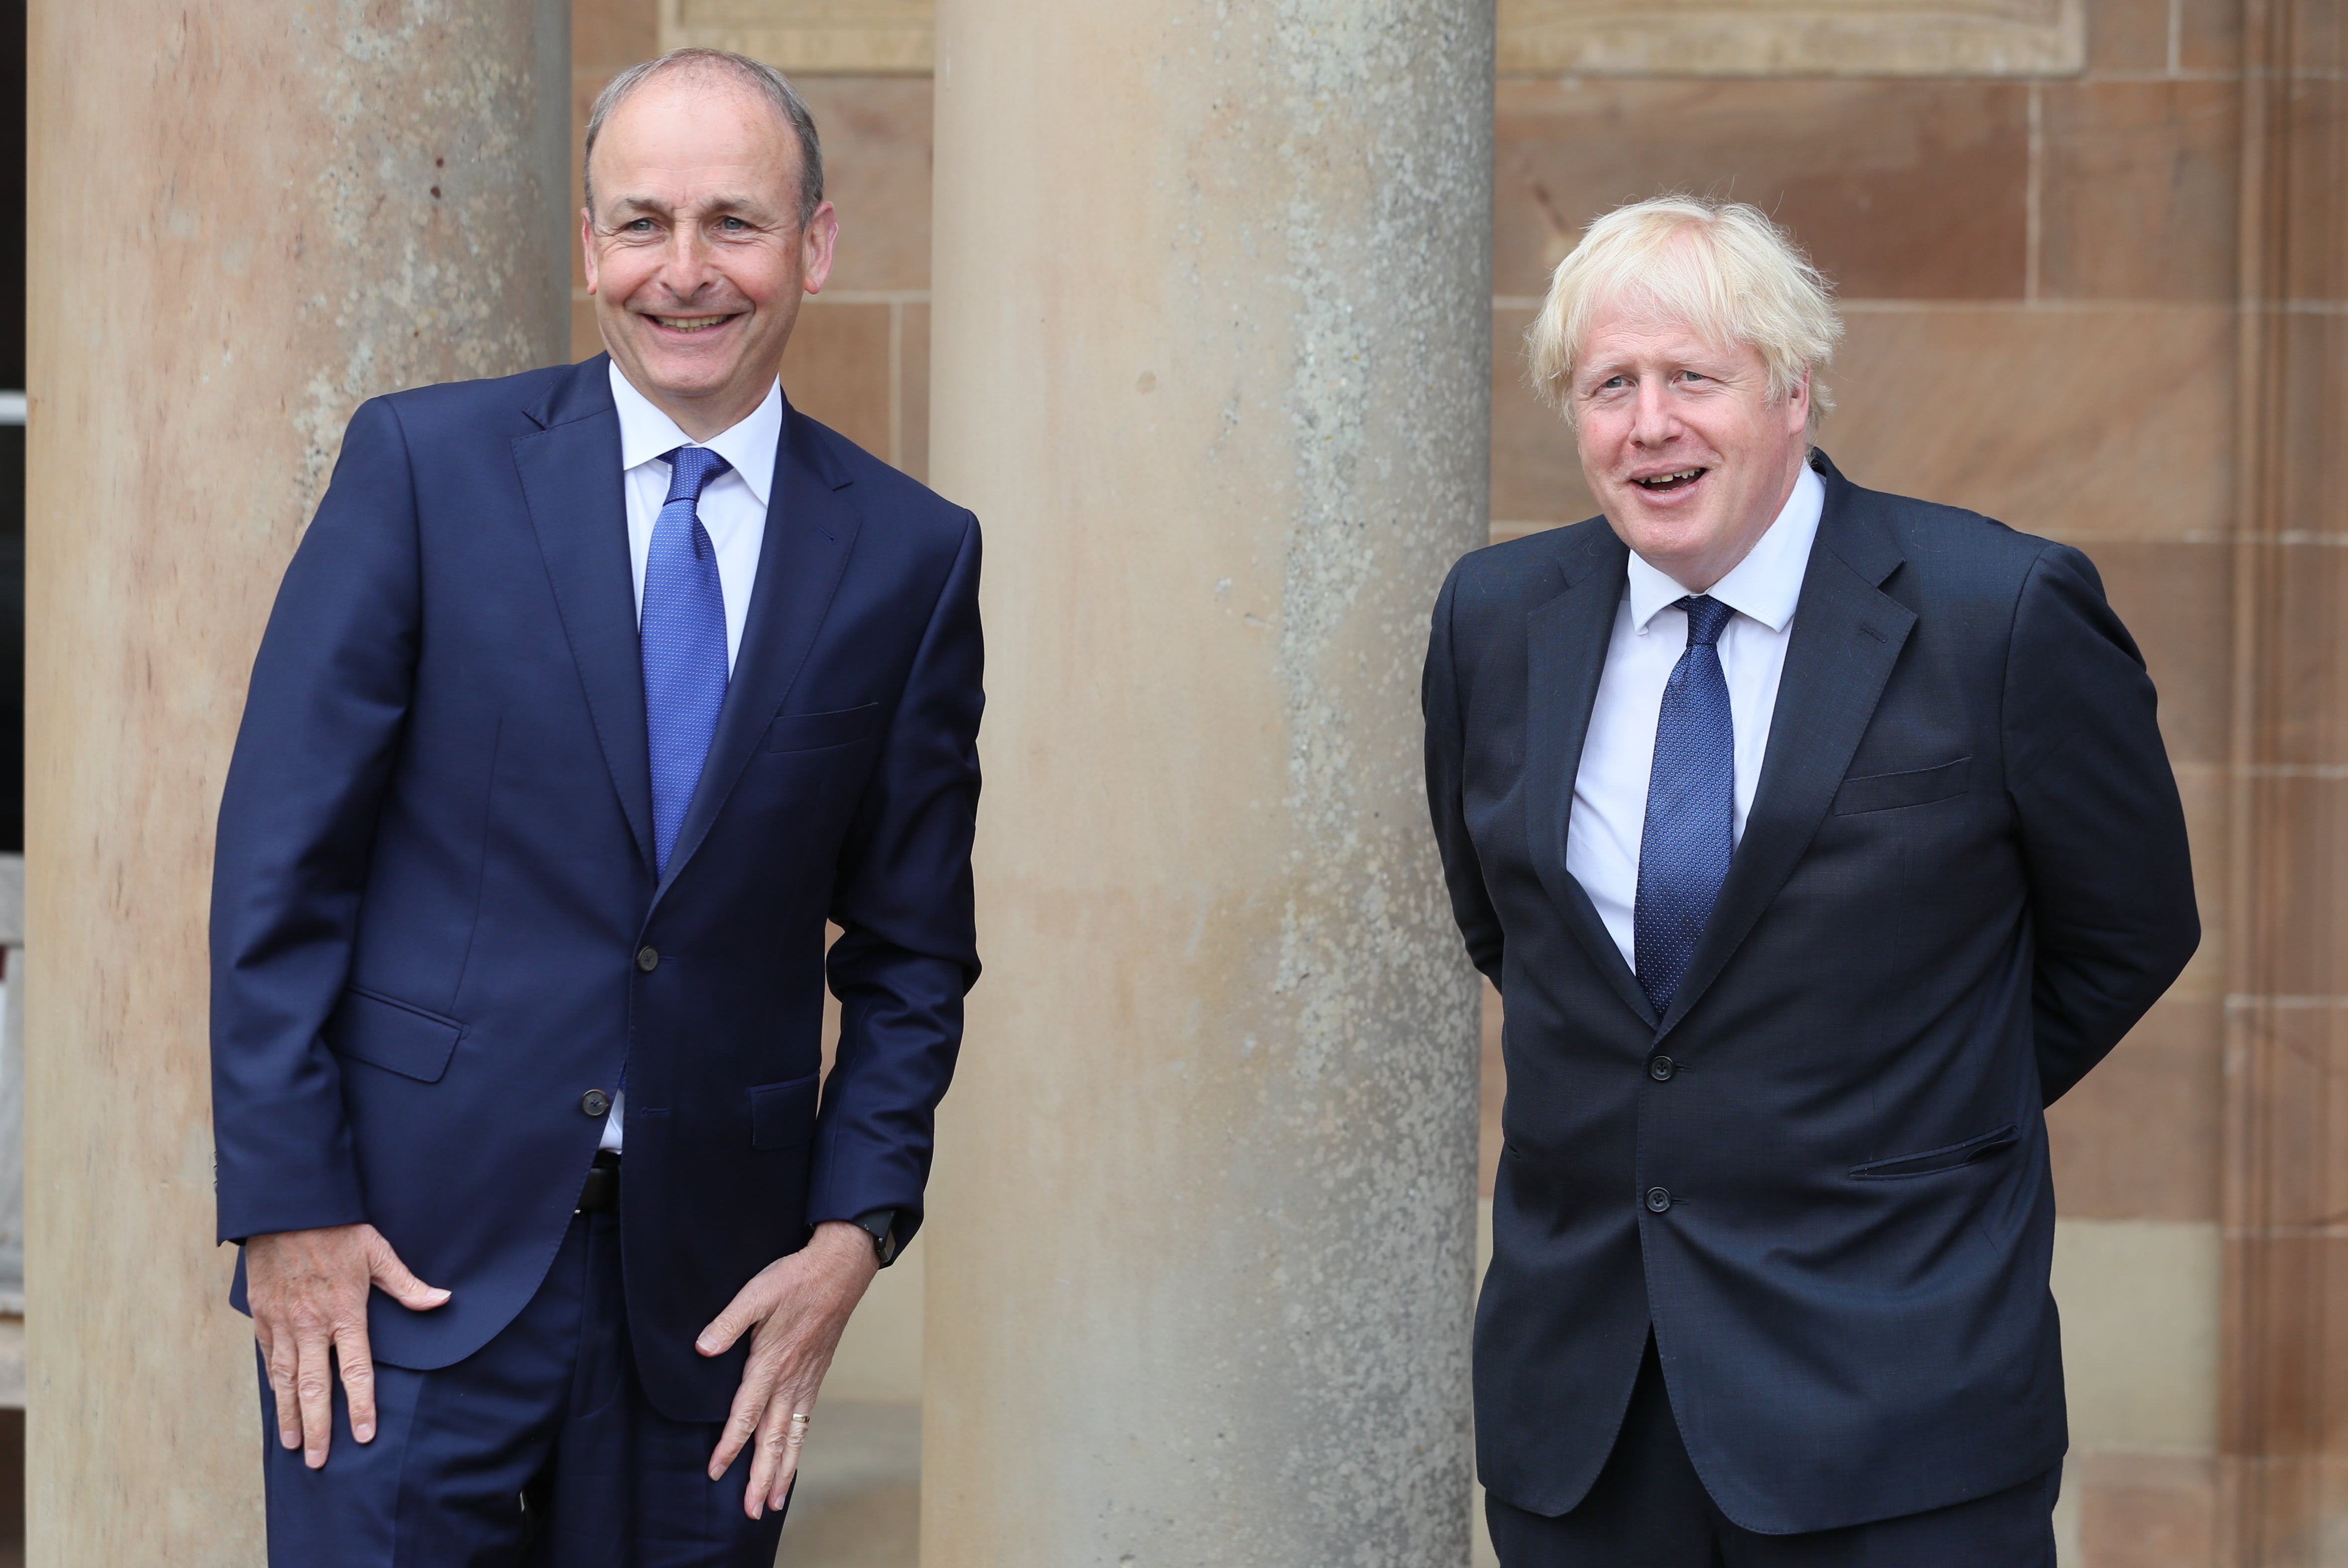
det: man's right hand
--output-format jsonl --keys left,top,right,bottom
{"left": 245, "top": 1224, "right": 450, "bottom": 1470}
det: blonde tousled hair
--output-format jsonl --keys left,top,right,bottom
{"left": 1527, "top": 195, "right": 1843, "bottom": 433}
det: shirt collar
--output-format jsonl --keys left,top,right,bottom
{"left": 1624, "top": 461, "right": 1826, "bottom": 636}
{"left": 607, "top": 361, "right": 783, "bottom": 511}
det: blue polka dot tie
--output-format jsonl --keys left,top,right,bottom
{"left": 1635, "top": 595, "right": 1736, "bottom": 1018}
{"left": 642, "top": 446, "right": 732, "bottom": 877}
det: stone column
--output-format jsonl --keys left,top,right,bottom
{"left": 922, "top": 3, "right": 1493, "bottom": 1563}
{"left": 23, "top": 1, "right": 569, "bottom": 1560}
{"left": 2218, "top": 0, "right": 2348, "bottom": 1557}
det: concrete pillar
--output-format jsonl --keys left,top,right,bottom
{"left": 24, "top": 1, "right": 569, "bottom": 1559}
{"left": 923, "top": 3, "right": 1493, "bottom": 1563}
{"left": 2219, "top": 0, "right": 2348, "bottom": 1554}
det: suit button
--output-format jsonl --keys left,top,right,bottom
{"left": 1648, "top": 1055, "right": 1677, "bottom": 1082}
{"left": 636, "top": 946, "right": 660, "bottom": 973}
{"left": 581, "top": 1089, "right": 611, "bottom": 1117}
{"left": 1644, "top": 1186, "right": 1672, "bottom": 1213}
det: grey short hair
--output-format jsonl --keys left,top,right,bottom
{"left": 584, "top": 48, "right": 825, "bottom": 229}
{"left": 1528, "top": 195, "right": 1842, "bottom": 435}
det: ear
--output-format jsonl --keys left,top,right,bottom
{"left": 799, "top": 200, "right": 840, "bottom": 297}
{"left": 580, "top": 208, "right": 600, "bottom": 296}
{"left": 1781, "top": 368, "right": 1812, "bottom": 434}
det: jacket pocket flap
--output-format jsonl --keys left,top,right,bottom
{"left": 324, "top": 987, "right": 463, "bottom": 1084}
{"left": 1850, "top": 1122, "right": 2019, "bottom": 1179}
{"left": 749, "top": 1072, "right": 822, "bottom": 1150}
{"left": 763, "top": 703, "right": 881, "bottom": 754}
{"left": 1833, "top": 756, "right": 1971, "bottom": 816}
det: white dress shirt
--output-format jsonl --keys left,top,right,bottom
{"left": 1565, "top": 463, "right": 1826, "bottom": 970}
{"left": 609, "top": 361, "right": 781, "bottom": 673}
{"left": 600, "top": 363, "right": 783, "bottom": 1151}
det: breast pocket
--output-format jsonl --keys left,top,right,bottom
{"left": 1832, "top": 757, "right": 1970, "bottom": 816}
{"left": 762, "top": 703, "right": 881, "bottom": 754}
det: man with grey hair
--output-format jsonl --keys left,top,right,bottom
{"left": 1424, "top": 195, "right": 2197, "bottom": 1563}
{"left": 211, "top": 47, "right": 981, "bottom": 1564}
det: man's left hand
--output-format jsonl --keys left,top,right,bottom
{"left": 697, "top": 1219, "right": 881, "bottom": 1519}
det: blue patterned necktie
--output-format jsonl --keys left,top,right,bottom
{"left": 642, "top": 445, "right": 733, "bottom": 877}
{"left": 1634, "top": 594, "right": 1736, "bottom": 1018}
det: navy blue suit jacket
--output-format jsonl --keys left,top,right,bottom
{"left": 211, "top": 355, "right": 982, "bottom": 1422}
{"left": 1423, "top": 452, "right": 2197, "bottom": 1532}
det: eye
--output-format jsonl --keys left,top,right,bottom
{"left": 623, "top": 218, "right": 654, "bottom": 233}
{"left": 718, "top": 216, "right": 747, "bottom": 231}
{"left": 1677, "top": 370, "right": 1709, "bottom": 385}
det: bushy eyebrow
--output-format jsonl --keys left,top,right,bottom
{"left": 1575, "top": 350, "right": 1738, "bottom": 391}
{"left": 1573, "top": 360, "right": 1637, "bottom": 393}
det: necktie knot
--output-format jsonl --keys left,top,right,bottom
{"left": 1676, "top": 595, "right": 1734, "bottom": 650}
{"left": 661, "top": 445, "right": 731, "bottom": 507}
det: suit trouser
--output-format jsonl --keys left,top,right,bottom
{"left": 257, "top": 1208, "right": 788, "bottom": 1568}
{"left": 1486, "top": 1336, "right": 2059, "bottom": 1568}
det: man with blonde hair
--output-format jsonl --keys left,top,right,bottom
{"left": 1423, "top": 195, "right": 2197, "bottom": 1563}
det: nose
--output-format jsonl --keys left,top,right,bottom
{"left": 654, "top": 223, "right": 718, "bottom": 303}
{"left": 1628, "top": 378, "right": 1677, "bottom": 447}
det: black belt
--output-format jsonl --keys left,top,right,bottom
{"left": 576, "top": 1150, "right": 621, "bottom": 1214}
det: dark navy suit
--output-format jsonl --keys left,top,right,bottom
{"left": 211, "top": 355, "right": 980, "bottom": 1558}
{"left": 1424, "top": 453, "right": 2197, "bottom": 1554}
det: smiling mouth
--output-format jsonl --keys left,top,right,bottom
{"left": 1633, "top": 468, "right": 1707, "bottom": 493}
{"left": 649, "top": 314, "right": 738, "bottom": 333}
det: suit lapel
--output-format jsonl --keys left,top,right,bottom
{"left": 1656, "top": 458, "right": 1915, "bottom": 1038}
{"left": 1524, "top": 527, "right": 1659, "bottom": 1029}
{"left": 512, "top": 359, "right": 657, "bottom": 874}
{"left": 652, "top": 397, "right": 862, "bottom": 906}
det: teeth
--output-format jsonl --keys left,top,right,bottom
{"left": 1636, "top": 469, "right": 1702, "bottom": 487}
{"left": 655, "top": 316, "right": 730, "bottom": 332}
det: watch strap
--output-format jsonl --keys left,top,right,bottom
{"left": 852, "top": 1207, "right": 898, "bottom": 1267}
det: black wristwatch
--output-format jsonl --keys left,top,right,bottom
{"left": 851, "top": 1207, "right": 899, "bottom": 1267}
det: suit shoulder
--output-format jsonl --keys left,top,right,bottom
{"left": 800, "top": 414, "right": 977, "bottom": 551}
{"left": 1843, "top": 478, "right": 2069, "bottom": 592}
{"left": 1446, "top": 515, "right": 1614, "bottom": 605}
{"left": 350, "top": 364, "right": 587, "bottom": 465}
{"left": 366, "top": 362, "right": 578, "bottom": 441}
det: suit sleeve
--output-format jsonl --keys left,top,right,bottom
{"left": 2004, "top": 543, "right": 2200, "bottom": 1104}
{"left": 1424, "top": 560, "right": 1506, "bottom": 989}
{"left": 807, "top": 512, "right": 984, "bottom": 1250}
{"left": 210, "top": 397, "right": 423, "bottom": 1241}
